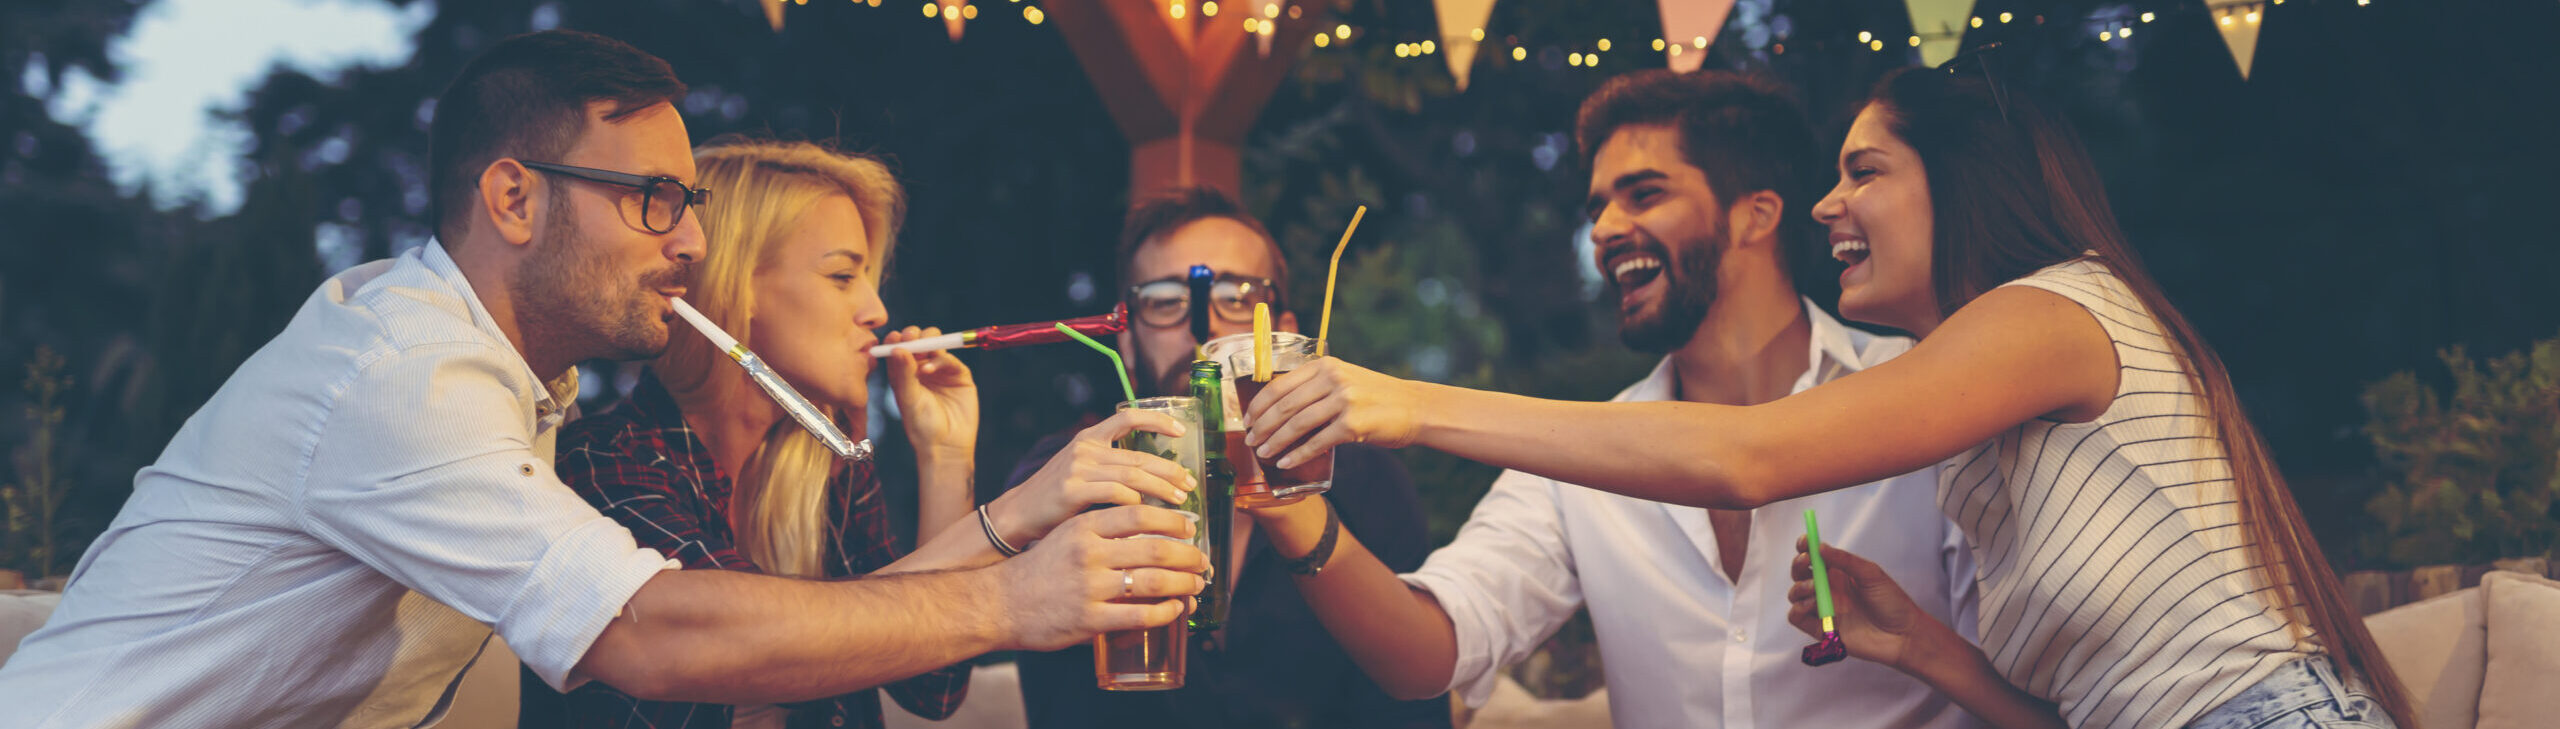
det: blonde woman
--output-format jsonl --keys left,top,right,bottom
{"left": 547, "top": 136, "right": 1197, "bottom": 729}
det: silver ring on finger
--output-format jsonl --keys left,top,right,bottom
{"left": 1120, "top": 568, "right": 1135, "bottom": 599}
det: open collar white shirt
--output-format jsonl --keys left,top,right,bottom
{"left": 0, "top": 242, "right": 676, "bottom": 729}
{"left": 1400, "top": 299, "right": 1983, "bottom": 729}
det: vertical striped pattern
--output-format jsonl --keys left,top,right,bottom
{"left": 1941, "top": 259, "right": 2311, "bottom": 729}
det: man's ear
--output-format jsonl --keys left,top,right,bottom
{"left": 1731, "top": 189, "right": 1786, "bottom": 255}
{"left": 480, "top": 159, "right": 541, "bottom": 248}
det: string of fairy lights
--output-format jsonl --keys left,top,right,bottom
{"left": 779, "top": 0, "right": 2384, "bottom": 68}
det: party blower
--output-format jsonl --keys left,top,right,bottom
{"left": 670, "top": 298, "right": 873, "bottom": 462}
{"left": 1801, "top": 509, "right": 1848, "bottom": 667}
{"left": 866, "top": 303, "right": 1129, "bottom": 358}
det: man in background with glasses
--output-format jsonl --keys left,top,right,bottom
{"left": 1001, "top": 187, "right": 1450, "bottom": 729}
{"left": 0, "top": 30, "right": 1205, "bottom": 729}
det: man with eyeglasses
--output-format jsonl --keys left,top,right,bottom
{"left": 1001, "top": 187, "right": 1450, "bottom": 729}
{"left": 0, "top": 30, "right": 1205, "bottom": 729}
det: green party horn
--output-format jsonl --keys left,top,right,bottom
{"left": 1800, "top": 509, "right": 1847, "bottom": 666}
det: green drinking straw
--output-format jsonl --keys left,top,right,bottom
{"left": 1805, "top": 509, "right": 1835, "bottom": 633}
{"left": 1056, "top": 323, "right": 1137, "bottom": 403}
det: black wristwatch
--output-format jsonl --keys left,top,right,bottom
{"left": 1284, "top": 498, "right": 1340, "bottom": 576}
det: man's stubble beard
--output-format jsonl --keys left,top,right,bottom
{"left": 1617, "top": 218, "right": 1728, "bottom": 355}
{"left": 512, "top": 193, "right": 686, "bottom": 366}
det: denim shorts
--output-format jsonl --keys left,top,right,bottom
{"left": 2185, "top": 655, "right": 2397, "bottom": 729}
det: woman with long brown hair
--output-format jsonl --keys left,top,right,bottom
{"left": 1235, "top": 67, "right": 2414, "bottom": 729}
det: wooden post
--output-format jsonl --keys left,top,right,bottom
{"left": 2343, "top": 571, "right": 2395, "bottom": 616}
{"left": 1045, "top": 0, "right": 1322, "bottom": 201}
{"left": 2410, "top": 564, "right": 2463, "bottom": 601}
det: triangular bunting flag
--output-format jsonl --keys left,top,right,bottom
{"left": 939, "top": 0, "right": 968, "bottom": 42}
{"left": 1904, "top": 0, "right": 1975, "bottom": 67}
{"left": 758, "top": 0, "right": 785, "bottom": 32}
{"left": 1658, "top": 0, "right": 1736, "bottom": 73}
{"left": 2215, "top": 6, "right": 2265, "bottom": 80}
{"left": 1433, "top": 0, "right": 1497, "bottom": 91}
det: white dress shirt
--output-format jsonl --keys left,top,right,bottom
{"left": 0, "top": 242, "right": 677, "bottom": 729}
{"left": 1400, "top": 299, "right": 1983, "bottom": 729}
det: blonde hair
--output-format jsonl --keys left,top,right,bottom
{"left": 658, "top": 136, "right": 905, "bottom": 578}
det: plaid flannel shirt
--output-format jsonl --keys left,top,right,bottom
{"left": 547, "top": 372, "right": 970, "bottom": 729}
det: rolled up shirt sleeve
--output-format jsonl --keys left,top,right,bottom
{"left": 296, "top": 342, "right": 675, "bottom": 692}
{"left": 1396, "top": 468, "right": 1583, "bottom": 708}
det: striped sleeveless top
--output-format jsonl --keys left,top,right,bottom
{"left": 1937, "top": 259, "right": 2312, "bottom": 729}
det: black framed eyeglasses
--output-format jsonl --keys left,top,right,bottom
{"left": 520, "top": 160, "right": 711, "bottom": 235}
{"left": 1125, "top": 272, "right": 1283, "bottom": 329}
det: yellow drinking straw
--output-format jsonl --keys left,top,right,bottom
{"left": 1251, "top": 302, "right": 1274, "bottom": 383}
{"left": 1315, "top": 205, "right": 1367, "bottom": 353}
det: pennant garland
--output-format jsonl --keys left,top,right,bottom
{"left": 756, "top": 0, "right": 2364, "bottom": 85}
{"left": 1432, "top": 0, "right": 1498, "bottom": 90}
{"left": 1658, "top": 0, "right": 1737, "bottom": 73}
{"left": 1903, "top": 0, "right": 1976, "bottom": 68}
{"left": 2211, "top": 0, "right": 2268, "bottom": 79}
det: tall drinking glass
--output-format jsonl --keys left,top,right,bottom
{"left": 1214, "top": 332, "right": 1334, "bottom": 507}
{"left": 1095, "top": 396, "right": 1204, "bottom": 691}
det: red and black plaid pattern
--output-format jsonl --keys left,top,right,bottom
{"left": 549, "top": 372, "right": 970, "bottom": 729}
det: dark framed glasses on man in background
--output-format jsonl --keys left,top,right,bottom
{"left": 1126, "top": 271, "right": 1283, "bottom": 330}
{"left": 520, "top": 160, "right": 711, "bottom": 235}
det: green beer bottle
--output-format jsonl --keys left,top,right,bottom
{"left": 1187, "top": 359, "right": 1234, "bottom": 635}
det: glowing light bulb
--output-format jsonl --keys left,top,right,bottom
{"left": 1908, "top": 35, "right": 1920, "bottom": 47}
{"left": 1312, "top": 32, "right": 1328, "bottom": 47}
{"left": 1471, "top": 27, "right": 1485, "bottom": 42}
{"left": 1999, "top": 12, "right": 2013, "bottom": 23}
{"left": 1652, "top": 38, "right": 1665, "bottom": 51}
{"left": 1421, "top": 40, "right": 1436, "bottom": 54}
{"left": 1335, "top": 24, "right": 1349, "bottom": 39}
{"left": 1202, "top": 1, "right": 1218, "bottom": 16}
{"left": 1970, "top": 17, "right": 1983, "bottom": 28}
{"left": 1512, "top": 46, "right": 1527, "bottom": 61}
{"left": 1024, "top": 5, "right": 1042, "bottom": 23}
{"left": 2141, "top": 12, "right": 2156, "bottom": 22}
{"left": 1170, "top": 1, "right": 1184, "bottom": 19}
{"left": 1858, "top": 30, "right": 1872, "bottom": 43}
{"left": 1597, "top": 38, "right": 1611, "bottom": 52}
{"left": 1868, "top": 39, "right": 1883, "bottom": 51}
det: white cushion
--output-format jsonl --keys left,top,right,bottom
{"left": 1462, "top": 675, "right": 1611, "bottom": 729}
{"left": 0, "top": 590, "right": 62, "bottom": 668}
{"left": 2365, "top": 584, "right": 2485, "bottom": 729}
{"left": 2479, "top": 570, "right": 2560, "bottom": 729}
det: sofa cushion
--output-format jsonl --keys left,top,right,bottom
{"left": 0, "top": 589, "right": 62, "bottom": 668}
{"left": 2365, "top": 584, "right": 2484, "bottom": 729}
{"left": 2479, "top": 570, "right": 2560, "bottom": 729}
